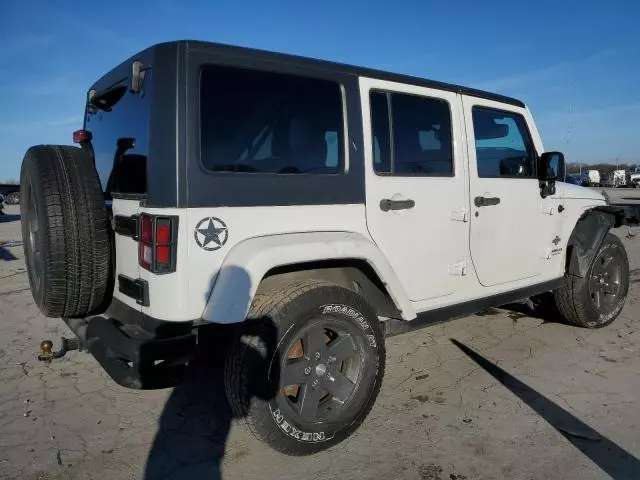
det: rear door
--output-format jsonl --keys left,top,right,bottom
{"left": 360, "top": 78, "right": 469, "bottom": 302}
{"left": 462, "top": 96, "right": 563, "bottom": 287}
{"left": 84, "top": 71, "right": 151, "bottom": 311}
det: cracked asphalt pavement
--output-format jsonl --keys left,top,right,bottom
{"left": 1, "top": 202, "right": 639, "bottom": 480}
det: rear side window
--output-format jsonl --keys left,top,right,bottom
{"left": 370, "top": 91, "right": 453, "bottom": 176}
{"left": 200, "top": 66, "right": 344, "bottom": 174}
{"left": 85, "top": 73, "right": 151, "bottom": 196}
{"left": 472, "top": 107, "right": 536, "bottom": 178}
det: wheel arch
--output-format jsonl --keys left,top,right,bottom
{"left": 565, "top": 206, "right": 622, "bottom": 278}
{"left": 201, "top": 231, "right": 415, "bottom": 324}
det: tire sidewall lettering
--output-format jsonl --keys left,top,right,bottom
{"left": 320, "top": 304, "right": 377, "bottom": 347}
{"left": 269, "top": 406, "right": 333, "bottom": 443}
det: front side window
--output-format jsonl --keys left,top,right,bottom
{"left": 200, "top": 66, "right": 344, "bottom": 174}
{"left": 472, "top": 107, "right": 536, "bottom": 178}
{"left": 370, "top": 91, "right": 453, "bottom": 176}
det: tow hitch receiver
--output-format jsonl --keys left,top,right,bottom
{"left": 37, "top": 337, "right": 80, "bottom": 362}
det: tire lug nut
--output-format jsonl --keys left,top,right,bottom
{"left": 314, "top": 352, "right": 321, "bottom": 361}
{"left": 304, "top": 366, "right": 312, "bottom": 375}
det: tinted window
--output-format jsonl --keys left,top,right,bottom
{"left": 370, "top": 92, "right": 391, "bottom": 172}
{"left": 200, "top": 66, "right": 344, "bottom": 174}
{"left": 472, "top": 107, "right": 536, "bottom": 178}
{"left": 370, "top": 91, "right": 453, "bottom": 175}
{"left": 85, "top": 74, "right": 151, "bottom": 196}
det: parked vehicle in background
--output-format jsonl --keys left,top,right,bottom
{"left": 631, "top": 173, "right": 640, "bottom": 188}
{"left": 0, "top": 183, "right": 20, "bottom": 205}
{"left": 18, "top": 40, "right": 632, "bottom": 456}
{"left": 604, "top": 169, "right": 628, "bottom": 188}
{"left": 565, "top": 173, "right": 589, "bottom": 186}
{"left": 587, "top": 169, "right": 600, "bottom": 186}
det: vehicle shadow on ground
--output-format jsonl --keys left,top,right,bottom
{"left": 475, "top": 293, "right": 571, "bottom": 325}
{"left": 144, "top": 266, "right": 280, "bottom": 480}
{"left": 451, "top": 339, "right": 640, "bottom": 480}
{"left": 0, "top": 214, "right": 21, "bottom": 223}
{"left": 0, "top": 247, "right": 18, "bottom": 261}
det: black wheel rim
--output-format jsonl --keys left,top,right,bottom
{"left": 589, "top": 247, "right": 623, "bottom": 312}
{"left": 276, "top": 318, "right": 366, "bottom": 424}
{"left": 26, "top": 185, "right": 42, "bottom": 287}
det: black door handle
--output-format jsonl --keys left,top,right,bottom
{"left": 474, "top": 196, "right": 501, "bottom": 207}
{"left": 380, "top": 198, "right": 415, "bottom": 211}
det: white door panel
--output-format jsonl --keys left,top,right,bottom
{"left": 462, "top": 96, "right": 564, "bottom": 287}
{"left": 360, "top": 77, "right": 469, "bottom": 302}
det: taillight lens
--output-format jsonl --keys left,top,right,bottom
{"left": 72, "top": 129, "right": 92, "bottom": 143}
{"left": 139, "top": 215, "right": 153, "bottom": 270}
{"left": 155, "top": 221, "right": 171, "bottom": 266}
{"left": 138, "top": 214, "right": 177, "bottom": 273}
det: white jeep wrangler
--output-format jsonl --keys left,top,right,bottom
{"left": 20, "top": 41, "right": 630, "bottom": 455}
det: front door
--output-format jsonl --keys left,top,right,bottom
{"left": 463, "top": 96, "right": 562, "bottom": 287}
{"left": 360, "top": 78, "right": 468, "bottom": 302}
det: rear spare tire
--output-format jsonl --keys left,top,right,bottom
{"left": 20, "top": 145, "right": 111, "bottom": 318}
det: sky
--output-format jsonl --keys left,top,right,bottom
{"left": 1, "top": 0, "right": 639, "bottom": 180}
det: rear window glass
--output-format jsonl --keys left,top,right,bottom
{"left": 85, "top": 72, "right": 151, "bottom": 196}
{"left": 200, "top": 66, "right": 344, "bottom": 174}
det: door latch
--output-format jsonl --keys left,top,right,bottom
{"left": 474, "top": 196, "right": 501, "bottom": 207}
{"left": 380, "top": 198, "right": 415, "bottom": 212}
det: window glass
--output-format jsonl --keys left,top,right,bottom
{"left": 370, "top": 91, "right": 453, "bottom": 175}
{"left": 472, "top": 107, "right": 536, "bottom": 178}
{"left": 85, "top": 72, "right": 151, "bottom": 195}
{"left": 370, "top": 92, "right": 391, "bottom": 171}
{"left": 200, "top": 66, "right": 344, "bottom": 174}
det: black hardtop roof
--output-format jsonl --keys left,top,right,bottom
{"left": 93, "top": 40, "right": 525, "bottom": 108}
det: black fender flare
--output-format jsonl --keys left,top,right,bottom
{"left": 566, "top": 206, "right": 623, "bottom": 278}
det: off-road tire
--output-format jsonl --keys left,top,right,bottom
{"left": 20, "top": 145, "right": 110, "bottom": 318}
{"left": 553, "top": 233, "right": 629, "bottom": 328}
{"left": 224, "top": 279, "right": 385, "bottom": 455}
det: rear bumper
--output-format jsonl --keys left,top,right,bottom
{"left": 65, "top": 300, "right": 197, "bottom": 389}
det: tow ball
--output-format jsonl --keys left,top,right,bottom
{"left": 37, "top": 337, "right": 80, "bottom": 362}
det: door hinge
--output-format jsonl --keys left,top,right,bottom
{"left": 448, "top": 261, "right": 468, "bottom": 276}
{"left": 449, "top": 208, "right": 468, "bottom": 222}
{"left": 541, "top": 205, "right": 555, "bottom": 216}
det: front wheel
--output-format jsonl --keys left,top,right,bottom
{"left": 224, "top": 279, "right": 385, "bottom": 455}
{"left": 554, "top": 233, "right": 629, "bottom": 328}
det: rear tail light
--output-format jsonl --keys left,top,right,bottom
{"left": 72, "top": 129, "right": 92, "bottom": 143}
{"left": 138, "top": 214, "right": 178, "bottom": 274}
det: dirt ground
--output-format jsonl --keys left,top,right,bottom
{"left": 1, "top": 198, "right": 639, "bottom": 480}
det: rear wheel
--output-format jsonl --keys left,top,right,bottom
{"left": 224, "top": 279, "right": 385, "bottom": 455}
{"left": 20, "top": 145, "right": 110, "bottom": 318}
{"left": 554, "top": 233, "right": 629, "bottom": 328}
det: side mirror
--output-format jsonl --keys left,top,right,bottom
{"left": 537, "top": 151, "right": 565, "bottom": 181}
